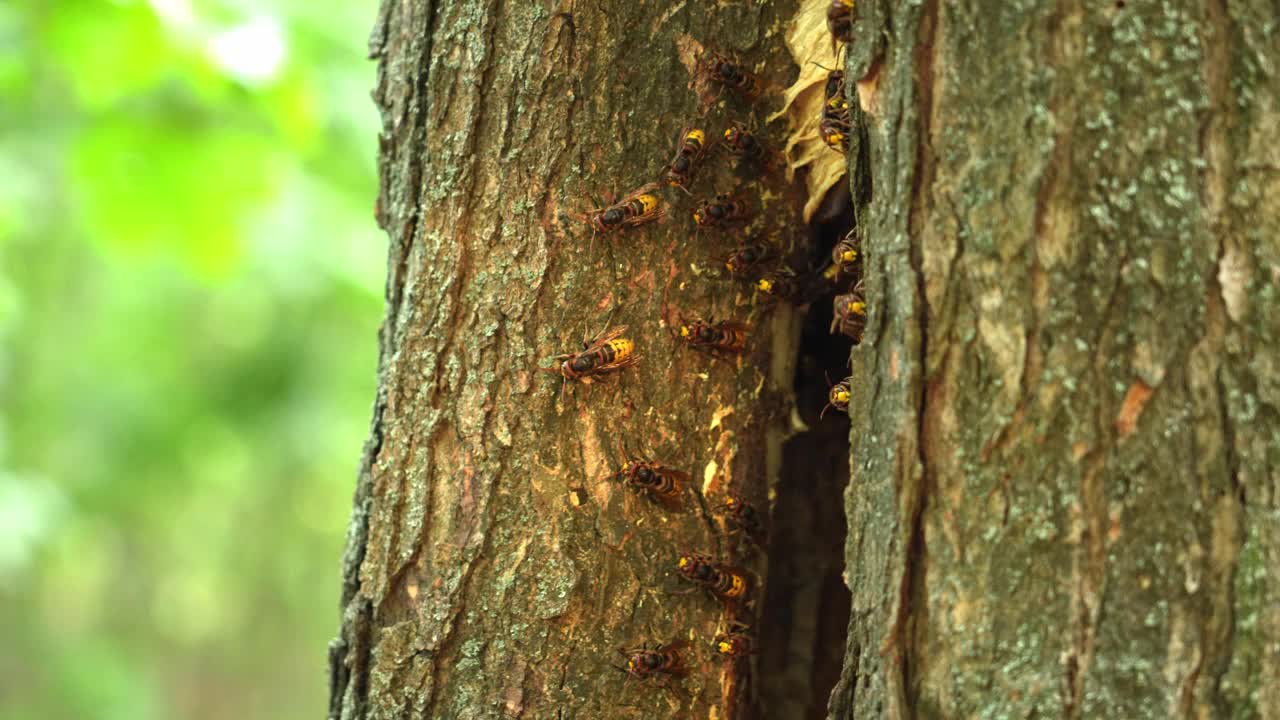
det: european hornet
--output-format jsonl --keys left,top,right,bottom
{"left": 820, "top": 116, "right": 851, "bottom": 153}
{"left": 822, "top": 375, "right": 853, "bottom": 419}
{"left": 715, "top": 493, "right": 767, "bottom": 546}
{"left": 602, "top": 458, "right": 689, "bottom": 511}
{"left": 723, "top": 240, "right": 776, "bottom": 279}
{"left": 613, "top": 640, "right": 689, "bottom": 693}
{"left": 693, "top": 192, "right": 752, "bottom": 230}
{"left": 661, "top": 127, "right": 711, "bottom": 194}
{"left": 698, "top": 50, "right": 762, "bottom": 101}
{"left": 676, "top": 553, "right": 751, "bottom": 607}
{"left": 542, "top": 325, "right": 639, "bottom": 389}
{"left": 754, "top": 266, "right": 800, "bottom": 302}
{"left": 831, "top": 229, "right": 860, "bottom": 276}
{"left": 713, "top": 621, "right": 757, "bottom": 658}
{"left": 831, "top": 283, "right": 866, "bottom": 341}
{"left": 722, "top": 122, "right": 776, "bottom": 172}
{"left": 820, "top": 71, "right": 852, "bottom": 154}
{"left": 673, "top": 317, "right": 750, "bottom": 358}
{"left": 827, "top": 0, "right": 855, "bottom": 53}
{"left": 823, "top": 70, "right": 848, "bottom": 111}
{"left": 578, "top": 183, "right": 666, "bottom": 245}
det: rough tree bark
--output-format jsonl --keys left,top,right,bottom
{"left": 332, "top": 0, "right": 1280, "bottom": 718}
{"left": 830, "top": 1, "right": 1279, "bottom": 719}
{"left": 327, "top": 1, "right": 825, "bottom": 719}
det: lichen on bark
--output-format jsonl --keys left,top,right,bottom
{"left": 334, "top": 0, "right": 1280, "bottom": 717}
{"left": 830, "top": 1, "right": 1280, "bottom": 718}
{"left": 330, "top": 1, "right": 814, "bottom": 718}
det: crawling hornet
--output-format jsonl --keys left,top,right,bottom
{"left": 755, "top": 266, "right": 801, "bottom": 302}
{"left": 820, "top": 71, "right": 852, "bottom": 153}
{"left": 542, "top": 325, "right": 639, "bottom": 388}
{"left": 698, "top": 50, "right": 762, "bottom": 101}
{"left": 614, "top": 640, "right": 689, "bottom": 693}
{"left": 693, "top": 193, "right": 752, "bottom": 230}
{"left": 662, "top": 127, "right": 711, "bottom": 193}
{"left": 820, "top": 117, "right": 851, "bottom": 153}
{"left": 713, "top": 621, "right": 757, "bottom": 658}
{"left": 827, "top": 0, "right": 855, "bottom": 52}
{"left": 724, "top": 241, "right": 776, "bottom": 279}
{"left": 674, "top": 317, "right": 750, "bottom": 357}
{"left": 831, "top": 285, "right": 866, "bottom": 341}
{"left": 831, "top": 229, "right": 860, "bottom": 276}
{"left": 722, "top": 122, "right": 776, "bottom": 171}
{"left": 603, "top": 459, "right": 689, "bottom": 511}
{"left": 824, "top": 70, "right": 848, "bottom": 110}
{"left": 823, "top": 375, "right": 853, "bottom": 419}
{"left": 676, "top": 553, "right": 751, "bottom": 607}
{"left": 715, "top": 493, "right": 767, "bottom": 545}
{"left": 578, "top": 183, "right": 666, "bottom": 244}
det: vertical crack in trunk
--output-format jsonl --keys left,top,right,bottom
{"left": 897, "top": 0, "right": 940, "bottom": 716}
{"left": 755, "top": 192, "right": 856, "bottom": 719}
{"left": 1197, "top": 1, "right": 1248, "bottom": 714}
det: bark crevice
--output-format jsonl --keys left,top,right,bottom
{"left": 337, "top": 1, "right": 1280, "bottom": 718}
{"left": 897, "top": 0, "right": 939, "bottom": 715}
{"left": 758, "top": 236, "right": 855, "bottom": 718}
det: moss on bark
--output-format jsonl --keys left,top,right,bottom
{"left": 830, "top": 1, "right": 1280, "bottom": 718}
{"left": 329, "top": 1, "right": 814, "bottom": 718}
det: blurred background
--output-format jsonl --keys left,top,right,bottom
{"left": 0, "top": 1, "right": 383, "bottom": 718}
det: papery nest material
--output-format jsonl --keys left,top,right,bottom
{"left": 767, "top": 0, "right": 849, "bottom": 222}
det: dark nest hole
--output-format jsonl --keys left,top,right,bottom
{"left": 751, "top": 187, "right": 856, "bottom": 719}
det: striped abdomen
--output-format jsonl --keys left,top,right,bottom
{"left": 629, "top": 463, "right": 680, "bottom": 498}
{"left": 623, "top": 193, "right": 661, "bottom": 219}
{"left": 623, "top": 646, "right": 684, "bottom": 678}
{"left": 711, "top": 324, "right": 747, "bottom": 352}
{"left": 711, "top": 568, "right": 748, "bottom": 599}
{"left": 601, "top": 337, "right": 634, "bottom": 364}
{"left": 680, "top": 129, "right": 706, "bottom": 155}
{"left": 678, "top": 554, "right": 748, "bottom": 600}
{"left": 572, "top": 337, "right": 632, "bottom": 374}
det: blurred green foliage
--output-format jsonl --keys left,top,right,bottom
{"left": 0, "top": 1, "right": 382, "bottom": 718}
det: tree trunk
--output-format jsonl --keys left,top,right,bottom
{"left": 829, "top": 1, "right": 1280, "bottom": 719}
{"left": 331, "top": 0, "right": 1280, "bottom": 718}
{"left": 326, "top": 1, "right": 858, "bottom": 718}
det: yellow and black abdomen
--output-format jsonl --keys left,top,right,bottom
{"left": 718, "top": 570, "right": 748, "bottom": 599}
{"left": 722, "top": 325, "right": 747, "bottom": 352}
{"left": 623, "top": 462, "right": 686, "bottom": 511}
{"left": 634, "top": 464, "right": 675, "bottom": 493}
{"left": 711, "top": 563, "right": 747, "bottom": 597}
{"left": 631, "top": 194, "right": 661, "bottom": 218}
{"left": 601, "top": 337, "right": 634, "bottom": 365}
